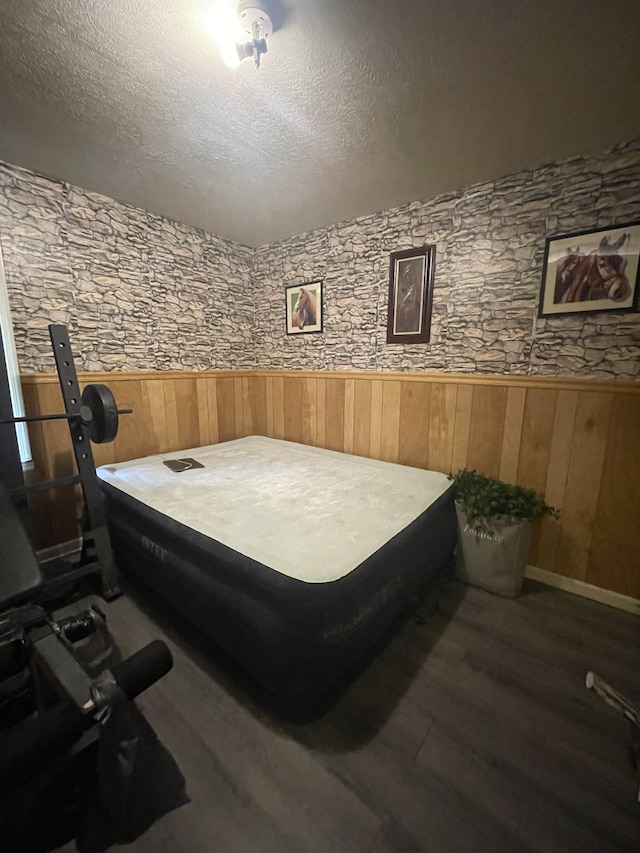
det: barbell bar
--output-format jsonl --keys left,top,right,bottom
{"left": 0, "top": 383, "right": 131, "bottom": 444}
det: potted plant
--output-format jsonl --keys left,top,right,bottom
{"left": 448, "top": 469, "right": 559, "bottom": 598}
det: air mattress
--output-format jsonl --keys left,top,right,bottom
{"left": 97, "top": 436, "right": 456, "bottom": 705}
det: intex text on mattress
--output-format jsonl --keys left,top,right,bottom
{"left": 97, "top": 436, "right": 456, "bottom": 708}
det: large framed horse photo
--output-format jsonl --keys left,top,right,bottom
{"left": 539, "top": 221, "right": 640, "bottom": 317}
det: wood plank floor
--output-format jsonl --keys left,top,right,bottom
{"left": 58, "top": 577, "right": 639, "bottom": 852}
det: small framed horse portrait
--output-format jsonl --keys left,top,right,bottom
{"left": 285, "top": 280, "right": 323, "bottom": 335}
{"left": 387, "top": 244, "right": 436, "bottom": 344}
{"left": 539, "top": 221, "right": 640, "bottom": 317}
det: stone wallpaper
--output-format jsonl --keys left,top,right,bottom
{"left": 0, "top": 162, "right": 254, "bottom": 372}
{"left": 1, "top": 138, "right": 639, "bottom": 379}
{"left": 254, "top": 138, "right": 640, "bottom": 380}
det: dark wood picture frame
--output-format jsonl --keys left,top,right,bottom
{"left": 538, "top": 220, "right": 640, "bottom": 317}
{"left": 386, "top": 245, "right": 436, "bottom": 344}
{"left": 285, "top": 280, "right": 323, "bottom": 335}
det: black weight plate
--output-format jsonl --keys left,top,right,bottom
{"left": 81, "top": 384, "right": 119, "bottom": 444}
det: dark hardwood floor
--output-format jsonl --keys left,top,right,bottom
{"left": 57, "top": 577, "right": 639, "bottom": 852}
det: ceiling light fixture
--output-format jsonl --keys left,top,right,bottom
{"left": 219, "top": 0, "right": 273, "bottom": 70}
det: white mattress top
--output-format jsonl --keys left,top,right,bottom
{"left": 97, "top": 436, "right": 451, "bottom": 583}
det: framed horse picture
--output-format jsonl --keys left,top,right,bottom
{"left": 538, "top": 221, "right": 640, "bottom": 317}
{"left": 387, "top": 244, "right": 436, "bottom": 344}
{"left": 285, "top": 280, "right": 323, "bottom": 335}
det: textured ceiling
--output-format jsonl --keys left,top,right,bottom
{"left": 1, "top": 0, "right": 640, "bottom": 247}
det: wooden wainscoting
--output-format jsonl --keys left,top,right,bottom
{"left": 20, "top": 370, "right": 640, "bottom": 599}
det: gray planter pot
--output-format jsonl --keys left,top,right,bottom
{"left": 454, "top": 503, "right": 533, "bottom": 598}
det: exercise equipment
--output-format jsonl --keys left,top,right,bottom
{"left": 0, "top": 483, "right": 174, "bottom": 798}
{"left": 0, "top": 335, "right": 185, "bottom": 848}
{"left": 1, "top": 629, "right": 173, "bottom": 794}
{"left": 1, "top": 324, "right": 130, "bottom": 599}
{"left": 1, "top": 382, "right": 130, "bottom": 445}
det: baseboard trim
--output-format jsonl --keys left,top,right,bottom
{"left": 37, "top": 537, "right": 82, "bottom": 564}
{"left": 525, "top": 565, "right": 640, "bottom": 616}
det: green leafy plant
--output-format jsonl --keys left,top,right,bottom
{"left": 448, "top": 469, "right": 559, "bottom": 535}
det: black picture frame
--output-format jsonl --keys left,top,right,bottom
{"left": 285, "top": 280, "right": 323, "bottom": 335}
{"left": 538, "top": 221, "right": 640, "bottom": 317}
{"left": 387, "top": 245, "right": 436, "bottom": 344}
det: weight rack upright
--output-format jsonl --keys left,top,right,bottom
{"left": 1, "top": 325, "right": 121, "bottom": 600}
{"left": 49, "top": 325, "right": 120, "bottom": 598}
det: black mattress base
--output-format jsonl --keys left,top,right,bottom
{"left": 102, "top": 482, "right": 456, "bottom": 708}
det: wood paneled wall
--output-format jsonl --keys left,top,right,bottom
{"left": 21, "top": 370, "right": 640, "bottom": 600}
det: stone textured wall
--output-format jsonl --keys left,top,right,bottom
{"left": 0, "top": 162, "right": 255, "bottom": 372}
{"left": 1, "top": 139, "right": 639, "bottom": 379}
{"left": 254, "top": 138, "right": 640, "bottom": 380}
